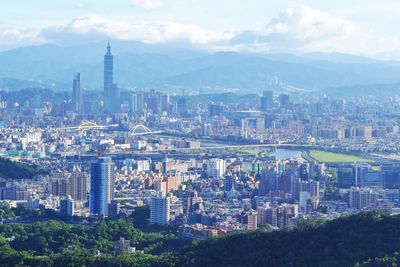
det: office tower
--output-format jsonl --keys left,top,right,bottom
{"left": 60, "top": 195, "right": 75, "bottom": 216}
{"left": 337, "top": 165, "right": 355, "bottom": 188}
{"left": 131, "top": 92, "right": 144, "bottom": 114}
{"left": 160, "top": 94, "right": 170, "bottom": 112}
{"left": 208, "top": 104, "right": 224, "bottom": 117}
{"left": 69, "top": 171, "right": 88, "bottom": 201}
{"left": 150, "top": 193, "right": 170, "bottom": 225}
{"left": 110, "top": 84, "right": 121, "bottom": 113}
{"left": 104, "top": 43, "right": 113, "bottom": 110}
{"left": 90, "top": 157, "right": 115, "bottom": 216}
{"left": 362, "top": 171, "right": 383, "bottom": 187}
{"left": 72, "top": 73, "right": 82, "bottom": 113}
{"left": 177, "top": 97, "right": 188, "bottom": 117}
{"left": 381, "top": 164, "right": 400, "bottom": 188}
{"left": 260, "top": 90, "right": 273, "bottom": 112}
{"left": 259, "top": 169, "right": 279, "bottom": 195}
{"left": 278, "top": 171, "right": 295, "bottom": 193}
{"left": 103, "top": 43, "right": 120, "bottom": 113}
{"left": 354, "top": 163, "right": 370, "bottom": 187}
{"left": 147, "top": 90, "right": 159, "bottom": 113}
{"left": 279, "top": 94, "right": 290, "bottom": 109}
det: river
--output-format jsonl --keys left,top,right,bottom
{"left": 271, "top": 149, "right": 304, "bottom": 160}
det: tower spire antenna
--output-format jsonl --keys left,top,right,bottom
{"left": 107, "top": 41, "right": 111, "bottom": 54}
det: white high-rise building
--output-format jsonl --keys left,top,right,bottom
{"left": 131, "top": 92, "right": 144, "bottom": 114}
{"left": 299, "top": 191, "right": 311, "bottom": 212}
{"left": 206, "top": 158, "right": 226, "bottom": 178}
{"left": 150, "top": 193, "right": 170, "bottom": 225}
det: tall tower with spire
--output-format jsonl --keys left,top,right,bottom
{"left": 104, "top": 43, "right": 119, "bottom": 112}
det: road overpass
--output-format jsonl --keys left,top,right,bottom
{"left": 105, "top": 143, "right": 311, "bottom": 155}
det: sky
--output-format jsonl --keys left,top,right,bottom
{"left": 2, "top": 0, "right": 400, "bottom": 56}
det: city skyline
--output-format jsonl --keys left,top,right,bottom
{"left": 1, "top": 2, "right": 400, "bottom": 266}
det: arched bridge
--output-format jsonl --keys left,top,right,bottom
{"left": 128, "top": 124, "right": 163, "bottom": 136}
{"left": 59, "top": 121, "right": 118, "bottom": 131}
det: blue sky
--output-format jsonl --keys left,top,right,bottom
{"left": 1, "top": 0, "right": 400, "bottom": 56}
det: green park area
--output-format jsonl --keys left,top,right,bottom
{"left": 239, "top": 149, "right": 260, "bottom": 155}
{"left": 309, "top": 150, "right": 371, "bottom": 163}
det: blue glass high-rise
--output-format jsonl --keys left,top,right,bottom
{"left": 90, "top": 157, "right": 115, "bottom": 216}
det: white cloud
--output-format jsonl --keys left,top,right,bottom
{"left": 131, "top": 0, "right": 163, "bottom": 10}
{"left": 265, "top": 6, "right": 357, "bottom": 44}
{"left": 40, "top": 15, "right": 233, "bottom": 47}
{"left": 230, "top": 6, "right": 400, "bottom": 54}
{"left": 1, "top": 6, "right": 400, "bottom": 56}
{"left": 0, "top": 28, "right": 42, "bottom": 51}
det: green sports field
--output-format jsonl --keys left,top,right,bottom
{"left": 309, "top": 150, "right": 371, "bottom": 163}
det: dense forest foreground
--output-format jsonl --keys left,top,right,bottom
{"left": 1, "top": 211, "right": 400, "bottom": 266}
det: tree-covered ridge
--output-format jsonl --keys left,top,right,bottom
{"left": 178, "top": 212, "right": 400, "bottom": 267}
{"left": 0, "top": 157, "right": 48, "bottom": 179}
{"left": 0, "top": 220, "right": 184, "bottom": 256}
{"left": 1, "top": 212, "right": 400, "bottom": 266}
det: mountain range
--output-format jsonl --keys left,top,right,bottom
{"left": 0, "top": 40, "right": 400, "bottom": 94}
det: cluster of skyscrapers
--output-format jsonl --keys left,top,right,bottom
{"left": 72, "top": 43, "right": 121, "bottom": 114}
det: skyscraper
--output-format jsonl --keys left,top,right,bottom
{"left": 160, "top": 94, "right": 170, "bottom": 112}
{"left": 150, "top": 193, "right": 170, "bottom": 225}
{"left": 72, "top": 73, "right": 82, "bottom": 113}
{"left": 177, "top": 97, "right": 188, "bottom": 117}
{"left": 90, "top": 157, "right": 115, "bottom": 216}
{"left": 279, "top": 94, "right": 290, "bottom": 109}
{"left": 131, "top": 92, "right": 144, "bottom": 114}
{"left": 103, "top": 43, "right": 120, "bottom": 113}
{"left": 147, "top": 89, "right": 159, "bottom": 113}
{"left": 261, "top": 90, "right": 273, "bottom": 112}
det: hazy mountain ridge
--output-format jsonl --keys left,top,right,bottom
{"left": 324, "top": 82, "right": 400, "bottom": 97}
{"left": 0, "top": 41, "right": 399, "bottom": 93}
